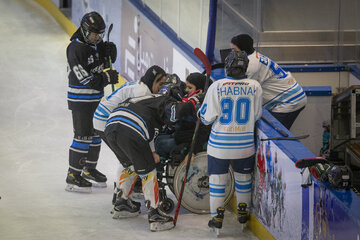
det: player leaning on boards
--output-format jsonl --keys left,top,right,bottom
{"left": 231, "top": 34, "right": 307, "bottom": 130}
{"left": 65, "top": 12, "right": 118, "bottom": 192}
{"left": 199, "top": 50, "right": 262, "bottom": 235}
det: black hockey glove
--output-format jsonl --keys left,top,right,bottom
{"left": 101, "top": 69, "right": 119, "bottom": 86}
{"left": 104, "top": 41, "right": 117, "bottom": 63}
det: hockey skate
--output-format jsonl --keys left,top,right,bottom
{"left": 237, "top": 203, "right": 249, "bottom": 231}
{"left": 111, "top": 197, "right": 141, "bottom": 219}
{"left": 208, "top": 207, "right": 225, "bottom": 237}
{"left": 81, "top": 167, "right": 107, "bottom": 188}
{"left": 65, "top": 172, "right": 92, "bottom": 193}
{"left": 148, "top": 208, "right": 174, "bottom": 232}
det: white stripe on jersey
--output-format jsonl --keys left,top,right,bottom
{"left": 114, "top": 110, "right": 150, "bottom": 140}
{"left": 68, "top": 87, "right": 101, "bottom": 94}
{"left": 200, "top": 77, "right": 262, "bottom": 160}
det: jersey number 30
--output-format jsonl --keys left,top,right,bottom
{"left": 219, "top": 98, "right": 250, "bottom": 125}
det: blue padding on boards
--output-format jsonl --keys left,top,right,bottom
{"left": 303, "top": 86, "right": 332, "bottom": 96}
{"left": 301, "top": 187, "right": 310, "bottom": 240}
{"left": 350, "top": 64, "right": 360, "bottom": 80}
{"left": 259, "top": 109, "right": 315, "bottom": 163}
{"left": 281, "top": 64, "right": 346, "bottom": 73}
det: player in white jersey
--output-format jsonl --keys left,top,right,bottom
{"left": 199, "top": 50, "right": 262, "bottom": 231}
{"left": 231, "top": 34, "right": 307, "bottom": 129}
{"left": 92, "top": 65, "right": 166, "bottom": 160}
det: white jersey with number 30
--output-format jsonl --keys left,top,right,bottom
{"left": 247, "top": 51, "right": 307, "bottom": 113}
{"left": 199, "top": 77, "right": 262, "bottom": 159}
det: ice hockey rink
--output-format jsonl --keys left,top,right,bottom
{"left": 0, "top": 1, "right": 257, "bottom": 239}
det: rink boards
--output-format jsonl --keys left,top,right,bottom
{"left": 37, "top": 0, "right": 360, "bottom": 239}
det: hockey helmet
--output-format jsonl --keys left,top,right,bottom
{"left": 80, "top": 12, "right": 106, "bottom": 45}
{"left": 225, "top": 50, "right": 249, "bottom": 79}
{"left": 159, "top": 81, "right": 186, "bottom": 101}
{"left": 327, "top": 165, "right": 352, "bottom": 190}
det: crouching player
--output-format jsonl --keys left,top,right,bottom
{"left": 104, "top": 82, "right": 204, "bottom": 231}
{"left": 199, "top": 50, "right": 262, "bottom": 234}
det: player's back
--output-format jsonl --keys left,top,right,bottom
{"left": 200, "top": 77, "right": 262, "bottom": 159}
{"left": 246, "top": 51, "right": 306, "bottom": 112}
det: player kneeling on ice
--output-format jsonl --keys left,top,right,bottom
{"left": 199, "top": 50, "right": 262, "bottom": 234}
{"left": 104, "top": 82, "right": 204, "bottom": 232}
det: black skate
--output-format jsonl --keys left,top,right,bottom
{"left": 81, "top": 167, "right": 107, "bottom": 188}
{"left": 237, "top": 203, "right": 249, "bottom": 231}
{"left": 208, "top": 207, "right": 225, "bottom": 237}
{"left": 112, "top": 185, "right": 141, "bottom": 208}
{"left": 65, "top": 172, "right": 92, "bottom": 193}
{"left": 111, "top": 197, "right": 141, "bottom": 219}
{"left": 148, "top": 208, "right": 174, "bottom": 232}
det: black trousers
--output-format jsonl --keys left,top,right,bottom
{"left": 270, "top": 106, "right": 305, "bottom": 130}
{"left": 105, "top": 124, "right": 155, "bottom": 175}
{"left": 68, "top": 110, "right": 101, "bottom": 174}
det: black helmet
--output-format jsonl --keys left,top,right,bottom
{"left": 159, "top": 82, "right": 186, "bottom": 101}
{"left": 80, "top": 12, "right": 106, "bottom": 45}
{"left": 225, "top": 50, "right": 249, "bottom": 79}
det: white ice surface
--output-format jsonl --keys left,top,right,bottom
{"left": 0, "top": 1, "right": 257, "bottom": 239}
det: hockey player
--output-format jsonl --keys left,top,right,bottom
{"left": 104, "top": 83, "right": 204, "bottom": 231}
{"left": 199, "top": 50, "right": 262, "bottom": 233}
{"left": 65, "top": 12, "right": 118, "bottom": 192}
{"left": 93, "top": 65, "right": 167, "bottom": 155}
{"left": 155, "top": 72, "right": 211, "bottom": 160}
{"left": 231, "top": 34, "right": 307, "bottom": 130}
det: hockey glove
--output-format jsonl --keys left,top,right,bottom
{"left": 104, "top": 41, "right": 117, "bottom": 63}
{"left": 101, "top": 69, "right": 119, "bottom": 86}
{"left": 187, "top": 92, "right": 205, "bottom": 109}
{"left": 310, "top": 163, "right": 333, "bottom": 182}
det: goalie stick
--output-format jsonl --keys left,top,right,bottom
{"left": 173, "top": 48, "right": 211, "bottom": 226}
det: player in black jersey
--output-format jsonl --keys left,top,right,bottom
{"left": 65, "top": 12, "right": 118, "bottom": 193}
{"left": 104, "top": 83, "right": 204, "bottom": 231}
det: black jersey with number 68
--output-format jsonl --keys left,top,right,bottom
{"left": 66, "top": 29, "right": 107, "bottom": 112}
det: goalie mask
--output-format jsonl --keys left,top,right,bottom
{"left": 225, "top": 50, "right": 249, "bottom": 79}
{"left": 80, "top": 12, "right": 106, "bottom": 45}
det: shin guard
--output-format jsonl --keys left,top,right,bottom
{"left": 118, "top": 166, "right": 139, "bottom": 199}
{"left": 234, "top": 172, "right": 252, "bottom": 209}
{"left": 140, "top": 169, "right": 159, "bottom": 209}
{"left": 209, "top": 173, "right": 228, "bottom": 217}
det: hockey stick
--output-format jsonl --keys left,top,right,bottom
{"left": 173, "top": 48, "right": 211, "bottom": 226}
{"left": 107, "top": 23, "right": 115, "bottom": 92}
{"left": 261, "top": 115, "right": 288, "bottom": 137}
{"left": 261, "top": 134, "right": 310, "bottom": 141}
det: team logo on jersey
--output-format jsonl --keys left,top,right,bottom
{"left": 88, "top": 55, "right": 94, "bottom": 65}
